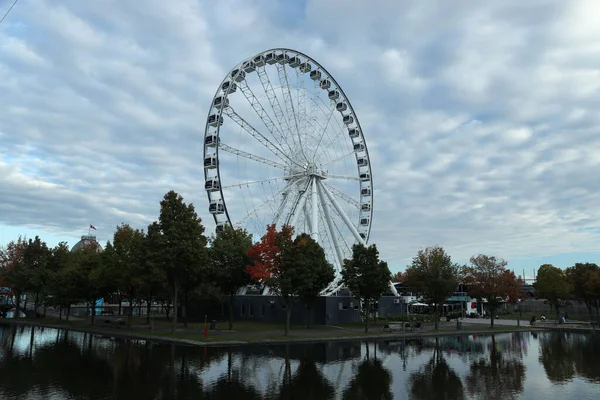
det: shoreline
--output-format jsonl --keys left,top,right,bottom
{"left": 0, "top": 318, "right": 563, "bottom": 347}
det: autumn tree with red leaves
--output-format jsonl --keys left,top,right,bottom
{"left": 247, "top": 224, "right": 302, "bottom": 335}
{"left": 462, "top": 254, "right": 519, "bottom": 328}
{"left": 0, "top": 238, "right": 28, "bottom": 313}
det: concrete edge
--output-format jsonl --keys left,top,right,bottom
{"left": 0, "top": 319, "right": 561, "bottom": 348}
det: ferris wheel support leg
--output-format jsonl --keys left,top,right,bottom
{"left": 319, "top": 180, "right": 366, "bottom": 246}
{"left": 303, "top": 200, "right": 313, "bottom": 234}
{"left": 317, "top": 182, "right": 346, "bottom": 272}
{"left": 311, "top": 178, "right": 319, "bottom": 242}
{"left": 289, "top": 180, "right": 310, "bottom": 229}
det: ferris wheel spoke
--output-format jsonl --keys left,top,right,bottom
{"left": 311, "top": 100, "right": 336, "bottom": 163}
{"left": 273, "top": 182, "right": 296, "bottom": 226}
{"left": 326, "top": 174, "right": 361, "bottom": 181}
{"left": 295, "top": 67, "right": 307, "bottom": 144}
{"left": 321, "top": 150, "right": 356, "bottom": 167}
{"left": 237, "top": 80, "right": 297, "bottom": 160}
{"left": 322, "top": 183, "right": 360, "bottom": 210}
{"left": 222, "top": 106, "right": 299, "bottom": 167}
{"left": 319, "top": 180, "right": 365, "bottom": 245}
{"left": 276, "top": 63, "right": 307, "bottom": 162}
{"left": 219, "top": 142, "right": 287, "bottom": 170}
{"left": 256, "top": 66, "right": 295, "bottom": 150}
{"left": 235, "top": 180, "right": 296, "bottom": 227}
{"left": 221, "top": 175, "right": 302, "bottom": 190}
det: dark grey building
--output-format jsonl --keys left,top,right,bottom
{"left": 233, "top": 294, "right": 407, "bottom": 326}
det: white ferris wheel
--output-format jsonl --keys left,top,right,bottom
{"left": 203, "top": 48, "right": 379, "bottom": 295}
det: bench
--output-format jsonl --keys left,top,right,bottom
{"left": 100, "top": 310, "right": 115, "bottom": 316}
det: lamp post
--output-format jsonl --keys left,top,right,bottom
{"left": 517, "top": 299, "right": 522, "bottom": 327}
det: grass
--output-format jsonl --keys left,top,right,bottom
{"left": 2, "top": 316, "right": 543, "bottom": 345}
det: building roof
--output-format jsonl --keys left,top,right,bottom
{"left": 71, "top": 235, "right": 103, "bottom": 253}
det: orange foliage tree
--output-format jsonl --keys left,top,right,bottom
{"left": 246, "top": 224, "right": 297, "bottom": 335}
{"left": 462, "top": 254, "right": 519, "bottom": 328}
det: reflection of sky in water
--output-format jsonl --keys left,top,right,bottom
{"left": 1, "top": 327, "right": 600, "bottom": 399}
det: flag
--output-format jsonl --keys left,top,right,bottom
{"left": 90, "top": 224, "right": 97, "bottom": 230}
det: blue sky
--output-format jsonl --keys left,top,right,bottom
{"left": 1, "top": 0, "right": 600, "bottom": 276}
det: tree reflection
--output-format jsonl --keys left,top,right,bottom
{"left": 465, "top": 335, "right": 525, "bottom": 399}
{"left": 409, "top": 338, "right": 465, "bottom": 400}
{"left": 572, "top": 334, "right": 600, "bottom": 382}
{"left": 538, "top": 332, "right": 575, "bottom": 384}
{"left": 342, "top": 343, "right": 393, "bottom": 400}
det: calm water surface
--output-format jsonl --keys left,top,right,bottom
{"left": 1, "top": 325, "right": 599, "bottom": 399}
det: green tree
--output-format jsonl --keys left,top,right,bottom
{"left": 46, "top": 242, "right": 74, "bottom": 319}
{"left": 139, "top": 223, "right": 167, "bottom": 324}
{"left": 154, "top": 190, "right": 207, "bottom": 333}
{"left": 565, "top": 263, "right": 599, "bottom": 315}
{"left": 341, "top": 243, "right": 392, "bottom": 333}
{"left": 462, "top": 254, "right": 519, "bottom": 328}
{"left": 533, "top": 264, "right": 572, "bottom": 318}
{"left": 69, "top": 245, "right": 107, "bottom": 325}
{"left": 288, "top": 234, "right": 335, "bottom": 328}
{"left": 209, "top": 225, "right": 253, "bottom": 330}
{"left": 405, "top": 246, "right": 459, "bottom": 330}
{"left": 21, "top": 236, "right": 53, "bottom": 315}
{"left": 105, "top": 223, "right": 146, "bottom": 326}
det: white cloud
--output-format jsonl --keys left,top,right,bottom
{"left": 1, "top": 0, "right": 600, "bottom": 272}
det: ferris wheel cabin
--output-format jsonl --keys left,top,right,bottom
{"left": 243, "top": 60, "right": 256, "bottom": 73}
{"left": 336, "top": 102, "right": 348, "bottom": 112}
{"left": 361, "top": 187, "right": 371, "bottom": 197}
{"left": 204, "top": 155, "right": 218, "bottom": 169}
{"left": 359, "top": 172, "right": 370, "bottom": 181}
{"left": 276, "top": 53, "right": 290, "bottom": 64}
{"left": 328, "top": 90, "right": 340, "bottom": 100}
{"left": 360, "top": 217, "right": 370, "bottom": 226}
{"left": 221, "top": 81, "right": 237, "bottom": 93}
{"left": 264, "top": 52, "right": 276, "bottom": 64}
{"left": 213, "top": 96, "right": 229, "bottom": 108}
{"left": 320, "top": 79, "right": 331, "bottom": 90}
{"left": 230, "top": 69, "right": 246, "bottom": 82}
{"left": 310, "top": 70, "right": 322, "bottom": 80}
{"left": 205, "top": 178, "right": 220, "bottom": 192}
{"left": 357, "top": 157, "right": 368, "bottom": 167}
{"left": 209, "top": 200, "right": 225, "bottom": 214}
{"left": 299, "top": 62, "right": 312, "bottom": 73}
{"left": 253, "top": 55, "right": 266, "bottom": 66}
{"left": 205, "top": 134, "right": 218, "bottom": 147}
{"left": 361, "top": 203, "right": 371, "bottom": 212}
{"left": 353, "top": 143, "right": 365, "bottom": 152}
{"left": 207, "top": 114, "right": 223, "bottom": 127}
{"left": 289, "top": 56, "right": 302, "bottom": 68}
{"left": 215, "top": 222, "right": 228, "bottom": 233}
{"left": 349, "top": 128, "right": 360, "bottom": 138}
{"left": 343, "top": 115, "right": 354, "bottom": 125}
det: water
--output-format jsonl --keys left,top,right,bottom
{"left": 1, "top": 325, "right": 599, "bottom": 399}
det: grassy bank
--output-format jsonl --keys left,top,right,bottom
{"left": 1, "top": 317, "right": 542, "bottom": 347}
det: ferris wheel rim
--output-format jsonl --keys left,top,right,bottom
{"left": 202, "top": 48, "right": 374, "bottom": 245}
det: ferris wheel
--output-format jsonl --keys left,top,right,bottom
{"left": 203, "top": 48, "right": 375, "bottom": 294}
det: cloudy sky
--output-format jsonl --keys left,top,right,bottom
{"left": 1, "top": 0, "right": 599, "bottom": 275}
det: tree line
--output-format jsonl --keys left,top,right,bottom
{"left": 0, "top": 190, "right": 394, "bottom": 335}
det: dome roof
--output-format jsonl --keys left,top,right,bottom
{"left": 71, "top": 235, "right": 103, "bottom": 253}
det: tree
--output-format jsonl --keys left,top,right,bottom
{"left": 0, "top": 238, "right": 28, "bottom": 315}
{"left": 139, "top": 223, "right": 167, "bottom": 324}
{"left": 565, "top": 263, "right": 599, "bottom": 314}
{"left": 533, "top": 264, "right": 572, "bottom": 318}
{"left": 462, "top": 254, "right": 519, "bottom": 328}
{"left": 286, "top": 234, "right": 335, "bottom": 328}
{"left": 247, "top": 224, "right": 296, "bottom": 335}
{"left": 46, "top": 242, "right": 74, "bottom": 319}
{"left": 586, "top": 269, "right": 600, "bottom": 320}
{"left": 341, "top": 243, "right": 392, "bottom": 333}
{"left": 69, "top": 245, "right": 107, "bottom": 326}
{"left": 105, "top": 224, "right": 146, "bottom": 326}
{"left": 21, "top": 236, "right": 52, "bottom": 315}
{"left": 154, "top": 190, "right": 207, "bottom": 333}
{"left": 405, "top": 246, "right": 459, "bottom": 330}
{"left": 209, "top": 225, "right": 254, "bottom": 330}
{"left": 391, "top": 271, "right": 406, "bottom": 283}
